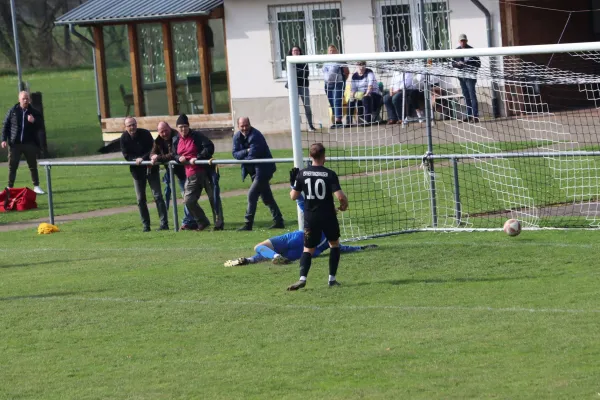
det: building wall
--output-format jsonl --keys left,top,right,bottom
{"left": 224, "top": 0, "right": 502, "bottom": 133}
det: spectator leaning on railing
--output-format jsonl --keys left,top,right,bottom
{"left": 175, "top": 114, "right": 223, "bottom": 231}
{"left": 151, "top": 121, "right": 198, "bottom": 230}
{"left": 120, "top": 117, "right": 169, "bottom": 232}
{"left": 232, "top": 116, "right": 284, "bottom": 231}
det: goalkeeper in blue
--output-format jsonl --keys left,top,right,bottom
{"left": 224, "top": 230, "right": 377, "bottom": 267}
{"left": 224, "top": 187, "right": 377, "bottom": 267}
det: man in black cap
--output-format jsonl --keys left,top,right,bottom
{"left": 175, "top": 114, "right": 223, "bottom": 231}
{"left": 120, "top": 117, "right": 169, "bottom": 232}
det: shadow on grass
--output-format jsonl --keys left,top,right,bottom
{"left": 382, "top": 275, "right": 540, "bottom": 285}
{"left": 1, "top": 257, "right": 103, "bottom": 269}
{"left": 0, "top": 289, "right": 108, "bottom": 302}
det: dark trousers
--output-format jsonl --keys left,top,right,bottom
{"left": 133, "top": 169, "right": 168, "bottom": 229}
{"left": 184, "top": 169, "right": 224, "bottom": 228}
{"left": 384, "top": 92, "right": 404, "bottom": 121}
{"left": 459, "top": 78, "right": 478, "bottom": 117}
{"left": 348, "top": 93, "right": 382, "bottom": 123}
{"left": 162, "top": 170, "right": 195, "bottom": 227}
{"left": 245, "top": 176, "right": 283, "bottom": 225}
{"left": 7, "top": 143, "right": 39, "bottom": 188}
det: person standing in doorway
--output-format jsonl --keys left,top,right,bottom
{"left": 1, "top": 91, "right": 45, "bottom": 194}
{"left": 288, "top": 46, "right": 316, "bottom": 132}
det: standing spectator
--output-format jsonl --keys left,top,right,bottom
{"left": 322, "top": 45, "right": 349, "bottom": 129}
{"left": 232, "top": 117, "right": 284, "bottom": 231}
{"left": 287, "top": 143, "right": 349, "bottom": 290}
{"left": 384, "top": 69, "right": 406, "bottom": 125}
{"left": 288, "top": 46, "right": 316, "bottom": 132}
{"left": 120, "top": 117, "right": 169, "bottom": 232}
{"left": 452, "top": 33, "right": 481, "bottom": 123}
{"left": 348, "top": 62, "right": 382, "bottom": 125}
{"left": 175, "top": 114, "right": 223, "bottom": 231}
{"left": 1, "top": 91, "right": 45, "bottom": 194}
{"left": 151, "top": 121, "right": 197, "bottom": 230}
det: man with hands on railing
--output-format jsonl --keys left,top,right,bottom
{"left": 175, "top": 114, "right": 223, "bottom": 231}
{"left": 120, "top": 116, "right": 169, "bottom": 232}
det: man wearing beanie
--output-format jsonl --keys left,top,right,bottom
{"left": 120, "top": 117, "right": 169, "bottom": 232}
{"left": 232, "top": 116, "right": 284, "bottom": 231}
{"left": 175, "top": 114, "right": 223, "bottom": 231}
{"left": 452, "top": 33, "right": 481, "bottom": 123}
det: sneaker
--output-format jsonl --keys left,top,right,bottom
{"left": 287, "top": 280, "right": 306, "bottom": 291}
{"left": 269, "top": 221, "right": 285, "bottom": 229}
{"left": 213, "top": 225, "right": 224, "bottom": 231}
{"left": 307, "top": 126, "right": 316, "bottom": 132}
{"left": 196, "top": 224, "right": 210, "bottom": 231}
{"left": 224, "top": 257, "right": 249, "bottom": 267}
{"left": 33, "top": 186, "right": 45, "bottom": 194}
{"left": 156, "top": 225, "right": 169, "bottom": 231}
{"left": 272, "top": 254, "right": 290, "bottom": 265}
{"left": 237, "top": 224, "right": 252, "bottom": 231}
{"left": 471, "top": 117, "right": 480, "bottom": 123}
{"left": 180, "top": 224, "right": 198, "bottom": 231}
{"left": 142, "top": 226, "right": 151, "bottom": 232}
{"left": 418, "top": 119, "right": 425, "bottom": 124}
{"left": 402, "top": 118, "right": 409, "bottom": 125}
{"left": 387, "top": 120, "right": 397, "bottom": 125}
{"left": 328, "top": 280, "right": 341, "bottom": 287}
{"left": 360, "top": 244, "right": 379, "bottom": 250}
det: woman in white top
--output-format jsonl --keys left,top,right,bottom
{"left": 321, "top": 45, "right": 349, "bottom": 129}
{"left": 384, "top": 70, "right": 405, "bottom": 124}
{"left": 348, "top": 62, "right": 382, "bottom": 125}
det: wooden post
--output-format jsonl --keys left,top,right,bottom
{"left": 196, "top": 18, "right": 212, "bottom": 114}
{"left": 92, "top": 26, "right": 110, "bottom": 118}
{"left": 128, "top": 23, "right": 145, "bottom": 116}
{"left": 162, "top": 22, "right": 177, "bottom": 116}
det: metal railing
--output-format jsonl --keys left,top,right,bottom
{"left": 39, "top": 150, "right": 600, "bottom": 232}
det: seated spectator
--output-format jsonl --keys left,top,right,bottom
{"left": 348, "top": 62, "right": 382, "bottom": 125}
{"left": 383, "top": 69, "right": 406, "bottom": 125}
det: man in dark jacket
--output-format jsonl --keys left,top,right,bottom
{"left": 120, "top": 117, "right": 169, "bottom": 232}
{"left": 452, "top": 33, "right": 481, "bottom": 123}
{"left": 1, "top": 91, "right": 45, "bottom": 194}
{"left": 232, "top": 116, "right": 284, "bottom": 231}
{"left": 175, "top": 114, "right": 223, "bottom": 231}
{"left": 151, "top": 121, "right": 198, "bottom": 230}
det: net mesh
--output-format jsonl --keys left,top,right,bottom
{"left": 294, "top": 51, "right": 600, "bottom": 238}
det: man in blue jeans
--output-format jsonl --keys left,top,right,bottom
{"left": 452, "top": 33, "right": 481, "bottom": 123}
{"left": 151, "top": 121, "right": 197, "bottom": 229}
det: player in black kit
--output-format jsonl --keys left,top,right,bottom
{"left": 287, "top": 143, "right": 348, "bottom": 291}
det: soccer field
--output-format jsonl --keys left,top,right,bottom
{"left": 1, "top": 198, "right": 599, "bottom": 399}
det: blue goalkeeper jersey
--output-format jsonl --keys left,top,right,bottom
{"left": 270, "top": 231, "right": 329, "bottom": 261}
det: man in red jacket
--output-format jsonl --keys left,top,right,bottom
{"left": 176, "top": 114, "right": 223, "bottom": 231}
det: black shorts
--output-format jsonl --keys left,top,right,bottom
{"left": 303, "top": 213, "right": 340, "bottom": 249}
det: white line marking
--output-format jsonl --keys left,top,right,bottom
{"left": 17, "top": 295, "right": 600, "bottom": 315}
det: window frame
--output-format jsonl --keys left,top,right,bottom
{"left": 269, "top": 2, "right": 344, "bottom": 79}
{"left": 373, "top": 0, "right": 451, "bottom": 53}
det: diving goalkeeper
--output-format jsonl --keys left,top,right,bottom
{"left": 224, "top": 230, "right": 377, "bottom": 267}
{"left": 224, "top": 186, "right": 377, "bottom": 267}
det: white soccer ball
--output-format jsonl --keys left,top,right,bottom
{"left": 503, "top": 219, "right": 522, "bottom": 237}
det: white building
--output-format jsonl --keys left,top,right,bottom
{"left": 224, "top": 0, "right": 502, "bottom": 133}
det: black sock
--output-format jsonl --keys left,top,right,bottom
{"left": 329, "top": 246, "right": 341, "bottom": 277}
{"left": 299, "top": 252, "right": 312, "bottom": 278}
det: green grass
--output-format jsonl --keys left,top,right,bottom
{"left": 0, "top": 68, "right": 102, "bottom": 162}
{"left": 1, "top": 194, "right": 600, "bottom": 398}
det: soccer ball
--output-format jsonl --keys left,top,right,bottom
{"left": 503, "top": 219, "right": 522, "bottom": 236}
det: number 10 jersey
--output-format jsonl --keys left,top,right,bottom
{"left": 292, "top": 165, "right": 341, "bottom": 217}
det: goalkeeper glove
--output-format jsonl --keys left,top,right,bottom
{"left": 289, "top": 167, "right": 300, "bottom": 186}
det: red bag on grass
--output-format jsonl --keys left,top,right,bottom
{"left": 0, "top": 187, "right": 37, "bottom": 212}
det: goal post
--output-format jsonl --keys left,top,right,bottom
{"left": 286, "top": 41, "right": 600, "bottom": 239}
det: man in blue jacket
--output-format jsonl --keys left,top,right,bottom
{"left": 232, "top": 117, "right": 284, "bottom": 231}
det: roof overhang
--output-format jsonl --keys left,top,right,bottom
{"left": 55, "top": 0, "right": 223, "bottom": 26}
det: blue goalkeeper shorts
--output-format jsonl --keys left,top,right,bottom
{"left": 269, "top": 231, "right": 305, "bottom": 261}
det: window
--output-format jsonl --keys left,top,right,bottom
{"left": 269, "top": 3, "right": 343, "bottom": 78}
{"left": 374, "top": 0, "right": 450, "bottom": 52}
